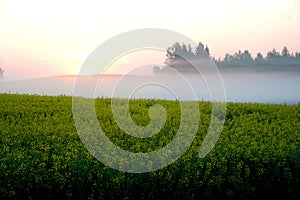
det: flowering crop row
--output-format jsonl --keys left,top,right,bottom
{"left": 0, "top": 94, "right": 299, "bottom": 199}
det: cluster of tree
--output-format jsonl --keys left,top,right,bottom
{"left": 215, "top": 47, "right": 300, "bottom": 67}
{"left": 164, "top": 42, "right": 210, "bottom": 64}
{"left": 153, "top": 42, "right": 211, "bottom": 73}
{"left": 155, "top": 42, "right": 300, "bottom": 73}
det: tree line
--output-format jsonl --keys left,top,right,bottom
{"left": 215, "top": 46, "right": 300, "bottom": 67}
{"left": 158, "top": 42, "right": 300, "bottom": 72}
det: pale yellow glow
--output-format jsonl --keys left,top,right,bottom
{"left": 0, "top": 0, "right": 299, "bottom": 80}
{"left": 105, "top": 50, "right": 166, "bottom": 75}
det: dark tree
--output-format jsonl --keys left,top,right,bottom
{"left": 267, "top": 48, "right": 280, "bottom": 60}
{"left": 187, "top": 44, "right": 193, "bottom": 54}
{"left": 254, "top": 52, "right": 265, "bottom": 65}
{"left": 164, "top": 42, "right": 178, "bottom": 65}
{"left": 233, "top": 50, "right": 242, "bottom": 62}
{"left": 223, "top": 53, "right": 234, "bottom": 63}
{"left": 195, "top": 42, "right": 209, "bottom": 58}
{"left": 164, "top": 42, "right": 196, "bottom": 72}
{"left": 165, "top": 42, "right": 193, "bottom": 65}
{"left": 0, "top": 68, "right": 4, "bottom": 79}
{"left": 281, "top": 46, "right": 290, "bottom": 58}
{"left": 241, "top": 50, "right": 253, "bottom": 63}
{"left": 204, "top": 45, "right": 210, "bottom": 56}
{"left": 255, "top": 52, "right": 263, "bottom": 60}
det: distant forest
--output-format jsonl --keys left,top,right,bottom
{"left": 155, "top": 42, "right": 300, "bottom": 72}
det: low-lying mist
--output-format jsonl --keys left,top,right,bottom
{"left": 1, "top": 69, "right": 300, "bottom": 104}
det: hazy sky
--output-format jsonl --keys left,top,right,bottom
{"left": 0, "top": 0, "right": 299, "bottom": 80}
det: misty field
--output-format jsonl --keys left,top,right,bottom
{"left": 0, "top": 94, "right": 299, "bottom": 199}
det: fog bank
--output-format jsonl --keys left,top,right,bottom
{"left": 1, "top": 71, "right": 300, "bottom": 104}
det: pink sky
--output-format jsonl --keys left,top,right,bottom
{"left": 0, "top": 0, "right": 299, "bottom": 80}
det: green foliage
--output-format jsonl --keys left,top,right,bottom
{"left": 0, "top": 94, "right": 299, "bottom": 199}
